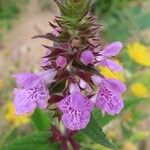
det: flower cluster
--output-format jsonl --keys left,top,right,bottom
{"left": 13, "top": 0, "right": 126, "bottom": 131}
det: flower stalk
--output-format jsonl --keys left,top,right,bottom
{"left": 12, "top": 0, "right": 126, "bottom": 149}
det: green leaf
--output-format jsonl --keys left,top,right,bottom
{"left": 81, "top": 115, "right": 117, "bottom": 150}
{"left": 2, "top": 132, "right": 60, "bottom": 150}
{"left": 93, "top": 108, "right": 115, "bottom": 127}
{"left": 54, "top": 0, "right": 91, "bottom": 29}
{"left": 31, "top": 109, "right": 50, "bottom": 131}
{"left": 49, "top": 79, "right": 67, "bottom": 94}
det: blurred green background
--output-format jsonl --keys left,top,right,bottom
{"left": 0, "top": 0, "right": 150, "bottom": 150}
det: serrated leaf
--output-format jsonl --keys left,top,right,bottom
{"left": 2, "top": 132, "right": 60, "bottom": 150}
{"left": 81, "top": 115, "right": 117, "bottom": 150}
{"left": 31, "top": 108, "right": 50, "bottom": 131}
{"left": 93, "top": 108, "right": 115, "bottom": 127}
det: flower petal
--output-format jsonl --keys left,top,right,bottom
{"left": 69, "top": 83, "right": 80, "bottom": 94}
{"left": 36, "top": 89, "right": 49, "bottom": 109}
{"left": 80, "top": 50, "right": 94, "bottom": 66}
{"left": 38, "top": 69, "right": 57, "bottom": 85}
{"left": 79, "top": 79, "right": 87, "bottom": 89}
{"left": 14, "top": 89, "right": 36, "bottom": 115}
{"left": 58, "top": 91, "right": 94, "bottom": 112}
{"left": 96, "top": 92, "right": 124, "bottom": 115}
{"left": 100, "top": 42, "right": 123, "bottom": 57}
{"left": 56, "top": 56, "right": 67, "bottom": 68}
{"left": 91, "top": 75, "right": 102, "bottom": 86}
{"left": 103, "top": 78, "right": 126, "bottom": 94}
{"left": 62, "top": 111, "right": 91, "bottom": 130}
{"left": 14, "top": 78, "right": 49, "bottom": 115}
{"left": 105, "top": 59, "right": 123, "bottom": 72}
{"left": 57, "top": 96, "right": 71, "bottom": 113}
{"left": 95, "top": 78, "right": 125, "bottom": 115}
{"left": 13, "top": 73, "right": 38, "bottom": 88}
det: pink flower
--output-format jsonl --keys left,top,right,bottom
{"left": 95, "top": 78, "right": 126, "bottom": 115}
{"left": 80, "top": 49, "right": 94, "bottom": 66}
{"left": 13, "top": 70, "right": 56, "bottom": 115}
{"left": 56, "top": 56, "right": 67, "bottom": 68}
{"left": 58, "top": 89, "right": 94, "bottom": 130}
{"left": 38, "top": 69, "right": 57, "bottom": 85}
{"left": 97, "top": 42, "right": 123, "bottom": 72}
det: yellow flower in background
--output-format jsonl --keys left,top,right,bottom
{"left": 98, "top": 66, "right": 125, "bottom": 82}
{"left": 127, "top": 42, "right": 150, "bottom": 67}
{"left": 122, "top": 142, "right": 137, "bottom": 150}
{"left": 5, "top": 101, "right": 30, "bottom": 127}
{"left": 130, "top": 82, "right": 149, "bottom": 97}
{"left": 0, "top": 79, "right": 4, "bottom": 89}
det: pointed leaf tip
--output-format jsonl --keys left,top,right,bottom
{"left": 81, "top": 114, "right": 118, "bottom": 150}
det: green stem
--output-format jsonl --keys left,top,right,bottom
{"left": 0, "top": 125, "right": 16, "bottom": 148}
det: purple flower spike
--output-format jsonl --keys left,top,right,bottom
{"left": 80, "top": 50, "right": 94, "bottom": 66}
{"left": 56, "top": 56, "right": 67, "bottom": 68}
{"left": 95, "top": 78, "right": 125, "bottom": 115}
{"left": 58, "top": 91, "right": 94, "bottom": 131}
{"left": 13, "top": 72, "right": 51, "bottom": 115}
{"left": 12, "top": 0, "right": 127, "bottom": 134}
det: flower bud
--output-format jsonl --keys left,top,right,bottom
{"left": 80, "top": 50, "right": 94, "bottom": 66}
{"left": 71, "top": 38, "right": 81, "bottom": 48}
{"left": 56, "top": 56, "right": 67, "bottom": 68}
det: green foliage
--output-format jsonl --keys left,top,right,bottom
{"left": 81, "top": 115, "right": 117, "bottom": 150}
{"left": 93, "top": 108, "right": 115, "bottom": 127}
{"left": 94, "top": 0, "right": 130, "bottom": 16}
{"left": 31, "top": 108, "right": 50, "bottom": 131}
{"left": 95, "top": 0, "right": 150, "bottom": 42}
{"left": 55, "top": 0, "right": 90, "bottom": 19}
{"left": 54, "top": 0, "right": 91, "bottom": 29}
{"left": 1, "top": 132, "right": 60, "bottom": 150}
{"left": 49, "top": 79, "right": 67, "bottom": 93}
{"left": 0, "top": 0, "right": 20, "bottom": 20}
